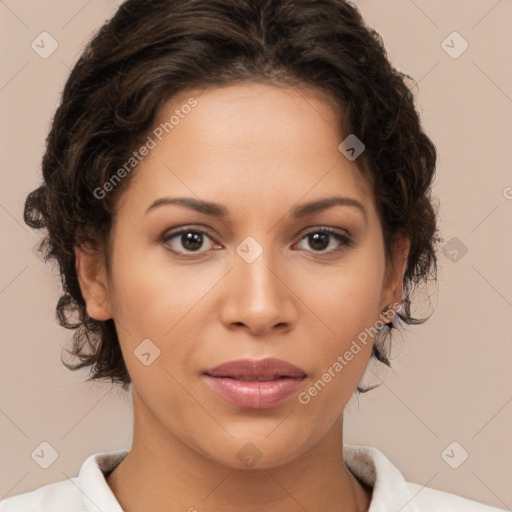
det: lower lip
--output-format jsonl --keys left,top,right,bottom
{"left": 204, "top": 376, "right": 305, "bottom": 409}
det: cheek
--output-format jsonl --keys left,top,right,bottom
{"left": 108, "top": 241, "right": 224, "bottom": 338}
{"left": 294, "top": 269, "right": 381, "bottom": 424}
{"left": 106, "top": 244, "right": 232, "bottom": 398}
{"left": 303, "top": 247, "right": 385, "bottom": 337}
{"left": 296, "top": 242, "right": 385, "bottom": 383}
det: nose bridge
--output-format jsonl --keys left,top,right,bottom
{"left": 222, "top": 235, "right": 295, "bottom": 333}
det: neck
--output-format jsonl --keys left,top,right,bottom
{"left": 107, "top": 392, "right": 372, "bottom": 512}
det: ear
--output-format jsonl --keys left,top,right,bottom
{"left": 379, "top": 232, "right": 410, "bottom": 312}
{"left": 75, "top": 246, "right": 112, "bottom": 321}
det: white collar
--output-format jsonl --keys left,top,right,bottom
{"left": 77, "top": 444, "right": 410, "bottom": 511}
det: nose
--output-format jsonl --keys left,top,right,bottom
{"left": 220, "top": 245, "right": 298, "bottom": 336}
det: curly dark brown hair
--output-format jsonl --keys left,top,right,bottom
{"left": 24, "top": 0, "right": 440, "bottom": 393}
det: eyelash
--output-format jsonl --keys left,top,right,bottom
{"left": 161, "top": 226, "right": 353, "bottom": 258}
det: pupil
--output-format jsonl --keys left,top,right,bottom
{"left": 309, "top": 232, "right": 329, "bottom": 251}
{"left": 182, "top": 232, "right": 203, "bottom": 251}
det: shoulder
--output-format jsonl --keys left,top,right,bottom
{"left": 0, "top": 449, "right": 128, "bottom": 512}
{"left": 0, "top": 478, "right": 81, "bottom": 511}
{"left": 403, "top": 481, "right": 506, "bottom": 511}
{"left": 343, "top": 444, "right": 506, "bottom": 512}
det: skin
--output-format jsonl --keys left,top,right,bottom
{"left": 76, "top": 81, "right": 409, "bottom": 512}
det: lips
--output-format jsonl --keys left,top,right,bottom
{"left": 203, "top": 358, "right": 307, "bottom": 409}
{"left": 205, "top": 358, "right": 307, "bottom": 379}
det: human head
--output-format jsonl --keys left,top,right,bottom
{"left": 25, "top": 0, "right": 439, "bottom": 393}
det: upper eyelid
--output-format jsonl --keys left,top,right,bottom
{"left": 162, "top": 225, "right": 215, "bottom": 240}
{"left": 162, "top": 224, "right": 350, "bottom": 239}
{"left": 300, "top": 226, "right": 350, "bottom": 236}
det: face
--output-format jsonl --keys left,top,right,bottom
{"left": 78, "top": 81, "right": 408, "bottom": 469}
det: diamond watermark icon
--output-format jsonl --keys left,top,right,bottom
{"left": 134, "top": 338, "right": 161, "bottom": 366}
{"left": 441, "top": 31, "right": 468, "bottom": 59}
{"left": 237, "top": 442, "right": 262, "bottom": 468}
{"left": 31, "top": 441, "right": 59, "bottom": 469}
{"left": 31, "top": 32, "right": 59, "bottom": 59}
{"left": 443, "top": 236, "right": 468, "bottom": 263}
{"left": 338, "top": 134, "right": 365, "bottom": 161}
{"left": 441, "top": 441, "right": 469, "bottom": 469}
{"left": 236, "top": 236, "right": 263, "bottom": 264}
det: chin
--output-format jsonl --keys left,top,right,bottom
{"left": 198, "top": 430, "right": 317, "bottom": 471}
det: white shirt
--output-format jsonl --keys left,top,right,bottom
{"left": 0, "top": 444, "right": 506, "bottom": 511}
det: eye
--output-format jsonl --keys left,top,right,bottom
{"left": 160, "top": 226, "right": 352, "bottom": 257}
{"left": 161, "top": 227, "right": 220, "bottom": 255}
{"left": 295, "top": 228, "right": 353, "bottom": 255}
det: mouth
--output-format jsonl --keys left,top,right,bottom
{"left": 203, "top": 358, "right": 307, "bottom": 409}
{"left": 221, "top": 375, "right": 290, "bottom": 381}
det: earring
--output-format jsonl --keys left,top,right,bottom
{"left": 381, "top": 304, "right": 395, "bottom": 328}
{"left": 381, "top": 304, "right": 393, "bottom": 316}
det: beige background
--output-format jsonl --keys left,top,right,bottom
{"left": 0, "top": 0, "right": 511, "bottom": 508}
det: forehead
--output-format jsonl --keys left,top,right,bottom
{"left": 116, "top": 82, "right": 374, "bottom": 219}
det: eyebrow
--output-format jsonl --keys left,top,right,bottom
{"left": 145, "top": 196, "right": 367, "bottom": 222}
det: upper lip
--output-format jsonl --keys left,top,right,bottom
{"left": 204, "top": 358, "right": 307, "bottom": 379}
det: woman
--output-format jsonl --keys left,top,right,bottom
{"left": 0, "top": 0, "right": 505, "bottom": 510}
